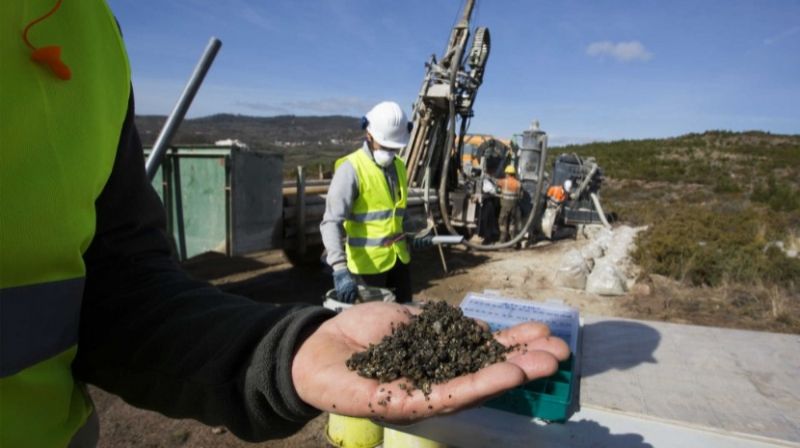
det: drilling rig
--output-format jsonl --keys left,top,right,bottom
{"left": 399, "top": 0, "right": 548, "bottom": 250}
{"left": 399, "top": 0, "right": 608, "bottom": 250}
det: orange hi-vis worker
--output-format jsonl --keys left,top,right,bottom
{"left": 497, "top": 171, "right": 522, "bottom": 200}
{"left": 547, "top": 185, "right": 567, "bottom": 203}
{"left": 497, "top": 165, "right": 522, "bottom": 242}
{"left": 547, "top": 179, "right": 572, "bottom": 204}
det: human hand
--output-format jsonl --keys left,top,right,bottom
{"left": 410, "top": 234, "right": 434, "bottom": 251}
{"left": 332, "top": 269, "right": 358, "bottom": 303}
{"left": 291, "top": 302, "right": 569, "bottom": 423}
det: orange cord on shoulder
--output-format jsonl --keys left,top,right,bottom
{"left": 22, "top": 0, "right": 71, "bottom": 80}
{"left": 22, "top": 0, "right": 63, "bottom": 50}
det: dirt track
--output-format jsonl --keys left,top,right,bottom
{"left": 92, "top": 234, "right": 798, "bottom": 447}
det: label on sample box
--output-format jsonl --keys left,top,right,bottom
{"left": 460, "top": 292, "right": 580, "bottom": 353}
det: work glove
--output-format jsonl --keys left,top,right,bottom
{"left": 410, "top": 233, "right": 435, "bottom": 251}
{"left": 333, "top": 268, "right": 359, "bottom": 303}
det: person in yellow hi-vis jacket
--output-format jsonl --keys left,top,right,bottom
{"left": 321, "top": 101, "right": 431, "bottom": 304}
{"left": 0, "top": 3, "right": 569, "bottom": 446}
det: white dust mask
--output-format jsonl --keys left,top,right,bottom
{"left": 374, "top": 149, "right": 396, "bottom": 167}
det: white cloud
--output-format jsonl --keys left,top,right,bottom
{"left": 763, "top": 26, "right": 800, "bottom": 45}
{"left": 586, "top": 41, "right": 653, "bottom": 62}
{"left": 238, "top": 4, "right": 275, "bottom": 32}
{"left": 236, "top": 97, "right": 373, "bottom": 115}
{"left": 548, "top": 135, "right": 608, "bottom": 147}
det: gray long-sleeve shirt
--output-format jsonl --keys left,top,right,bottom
{"left": 320, "top": 143, "right": 400, "bottom": 270}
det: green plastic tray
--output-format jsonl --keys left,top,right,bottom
{"left": 484, "top": 355, "right": 575, "bottom": 422}
{"left": 458, "top": 293, "right": 579, "bottom": 423}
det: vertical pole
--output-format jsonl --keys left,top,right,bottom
{"left": 172, "top": 147, "right": 188, "bottom": 261}
{"left": 163, "top": 154, "right": 174, "bottom": 237}
{"left": 224, "top": 155, "right": 233, "bottom": 256}
{"left": 295, "top": 166, "right": 307, "bottom": 256}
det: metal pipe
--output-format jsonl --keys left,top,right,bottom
{"left": 295, "top": 166, "right": 307, "bottom": 256}
{"left": 172, "top": 148, "right": 188, "bottom": 260}
{"left": 574, "top": 162, "right": 598, "bottom": 199}
{"left": 145, "top": 37, "right": 222, "bottom": 180}
{"left": 459, "top": 0, "right": 476, "bottom": 26}
{"left": 590, "top": 192, "right": 612, "bottom": 228}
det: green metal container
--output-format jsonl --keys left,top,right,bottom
{"left": 145, "top": 145, "right": 283, "bottom": 260}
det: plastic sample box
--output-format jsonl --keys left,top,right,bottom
{"left": 460, "top": 292, "right": 580, "bottom": 422}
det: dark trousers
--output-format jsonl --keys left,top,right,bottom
{"left": 361, "top": 260, "right": 412, "bottom": 304}
{"left": 498, "top": 198, "right": 517, "bottom": 242}
{"left": 478, "top": 197, "right": 500, "bottom": 243}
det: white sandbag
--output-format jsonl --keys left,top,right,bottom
{"left": 606, "top": 226, "right": 638, "bottom": 264}
{"left": 580, "top": 243, "right": 604, "bottom": 264}
{"left": 586, "top": 258, "right": 626, "bottom": 296}
{"left": 593, "top": 228, "right": 613, "bottom": 251}
{"left": 555, "top": 249, "right": 591, "bottom": 290}
{"left": 579, "top": 224, "right": 607, "bottom": 240}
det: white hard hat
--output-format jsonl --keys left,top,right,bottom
{"left": 364, "top": 101, "right": 411, "bottom": 149}
{"left": 564, "top": 179, "right": 573, "bottom": 190}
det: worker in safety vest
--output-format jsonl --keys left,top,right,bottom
{"left": 547, "top": 179, "right": 573, "bottom": 204}
{"left": 1, "top": 3, "right": 568, "bottom": 446}
{"left": 541, "top": 179, "right": 574, "bottom": 239}
{"left": 496, "top": 165, "right": 522, "bottom": 243}
{"left": 321, "top": 101, "right": 431, "bottom": 304}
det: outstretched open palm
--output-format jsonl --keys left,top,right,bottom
{"left": 292, "top": 302, "right": 569, "bottom": 423}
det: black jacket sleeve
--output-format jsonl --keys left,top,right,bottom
{"left": 73, "top": 91, "right": 335, "bottom": 442}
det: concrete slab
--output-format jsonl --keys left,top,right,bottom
{"left": 390, "top": 405, "right": 798, "bottom": 448}
{"left": 581, "top": 316, "right": 800, "bottom": 443}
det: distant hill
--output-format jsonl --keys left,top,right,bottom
{"left": 135, "top": 114, "right": 364, "bottom": 170}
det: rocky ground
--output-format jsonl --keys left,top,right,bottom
{"left": 92, "top": 225, "right": 798, "bottom": 447}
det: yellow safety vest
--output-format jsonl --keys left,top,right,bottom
{"left": 0, "top": 0, "right": 131, "bottom": 446}
{"left": 336, "top": 149, "right": 410, "bottom": 274}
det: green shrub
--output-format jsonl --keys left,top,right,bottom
{"left": 633, "top": 203, "right": 798, "bottom": 290}
{"left": 713, "top": 174, "right": 743, "bottom": 194}
{"left": 751, "top": 176, "right": 800, "bottom": 212}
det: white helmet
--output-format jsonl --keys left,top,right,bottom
{"left": 564, "top": 179, "right": 573, "bottom": 191}
{"left": 364, "top": 101, "right": 411, "bottom": 149}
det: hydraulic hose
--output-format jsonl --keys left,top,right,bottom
{"left": 430, "top": 6, "right": 546, "bottom": 251}
{"left": 436, "top": 80, "right": 548, "bottom": 249}
{"left": 590, "top": 192, "right": 612, "bottom": 228}
{"left": 574, "top": 162, "right": 598, "bottom": 199}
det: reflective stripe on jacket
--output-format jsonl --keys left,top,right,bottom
{"left": 497, "top": 176, "right": 521, "bottom": 200}
{"left": 0, "top": 0, "right": 131, "bottom": 445}
{"left": 336, "top": 149, "right": 410, "bottom": 274}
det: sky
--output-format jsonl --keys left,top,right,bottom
{"left": 108, "top": 0, "right": 800, "bottom": 146}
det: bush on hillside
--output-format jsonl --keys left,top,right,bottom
{"left": 632, "top": 203, "right": 799, "bottom": 290}
{"left": 751, "top": 176, "right": 800, "bottom": 212}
